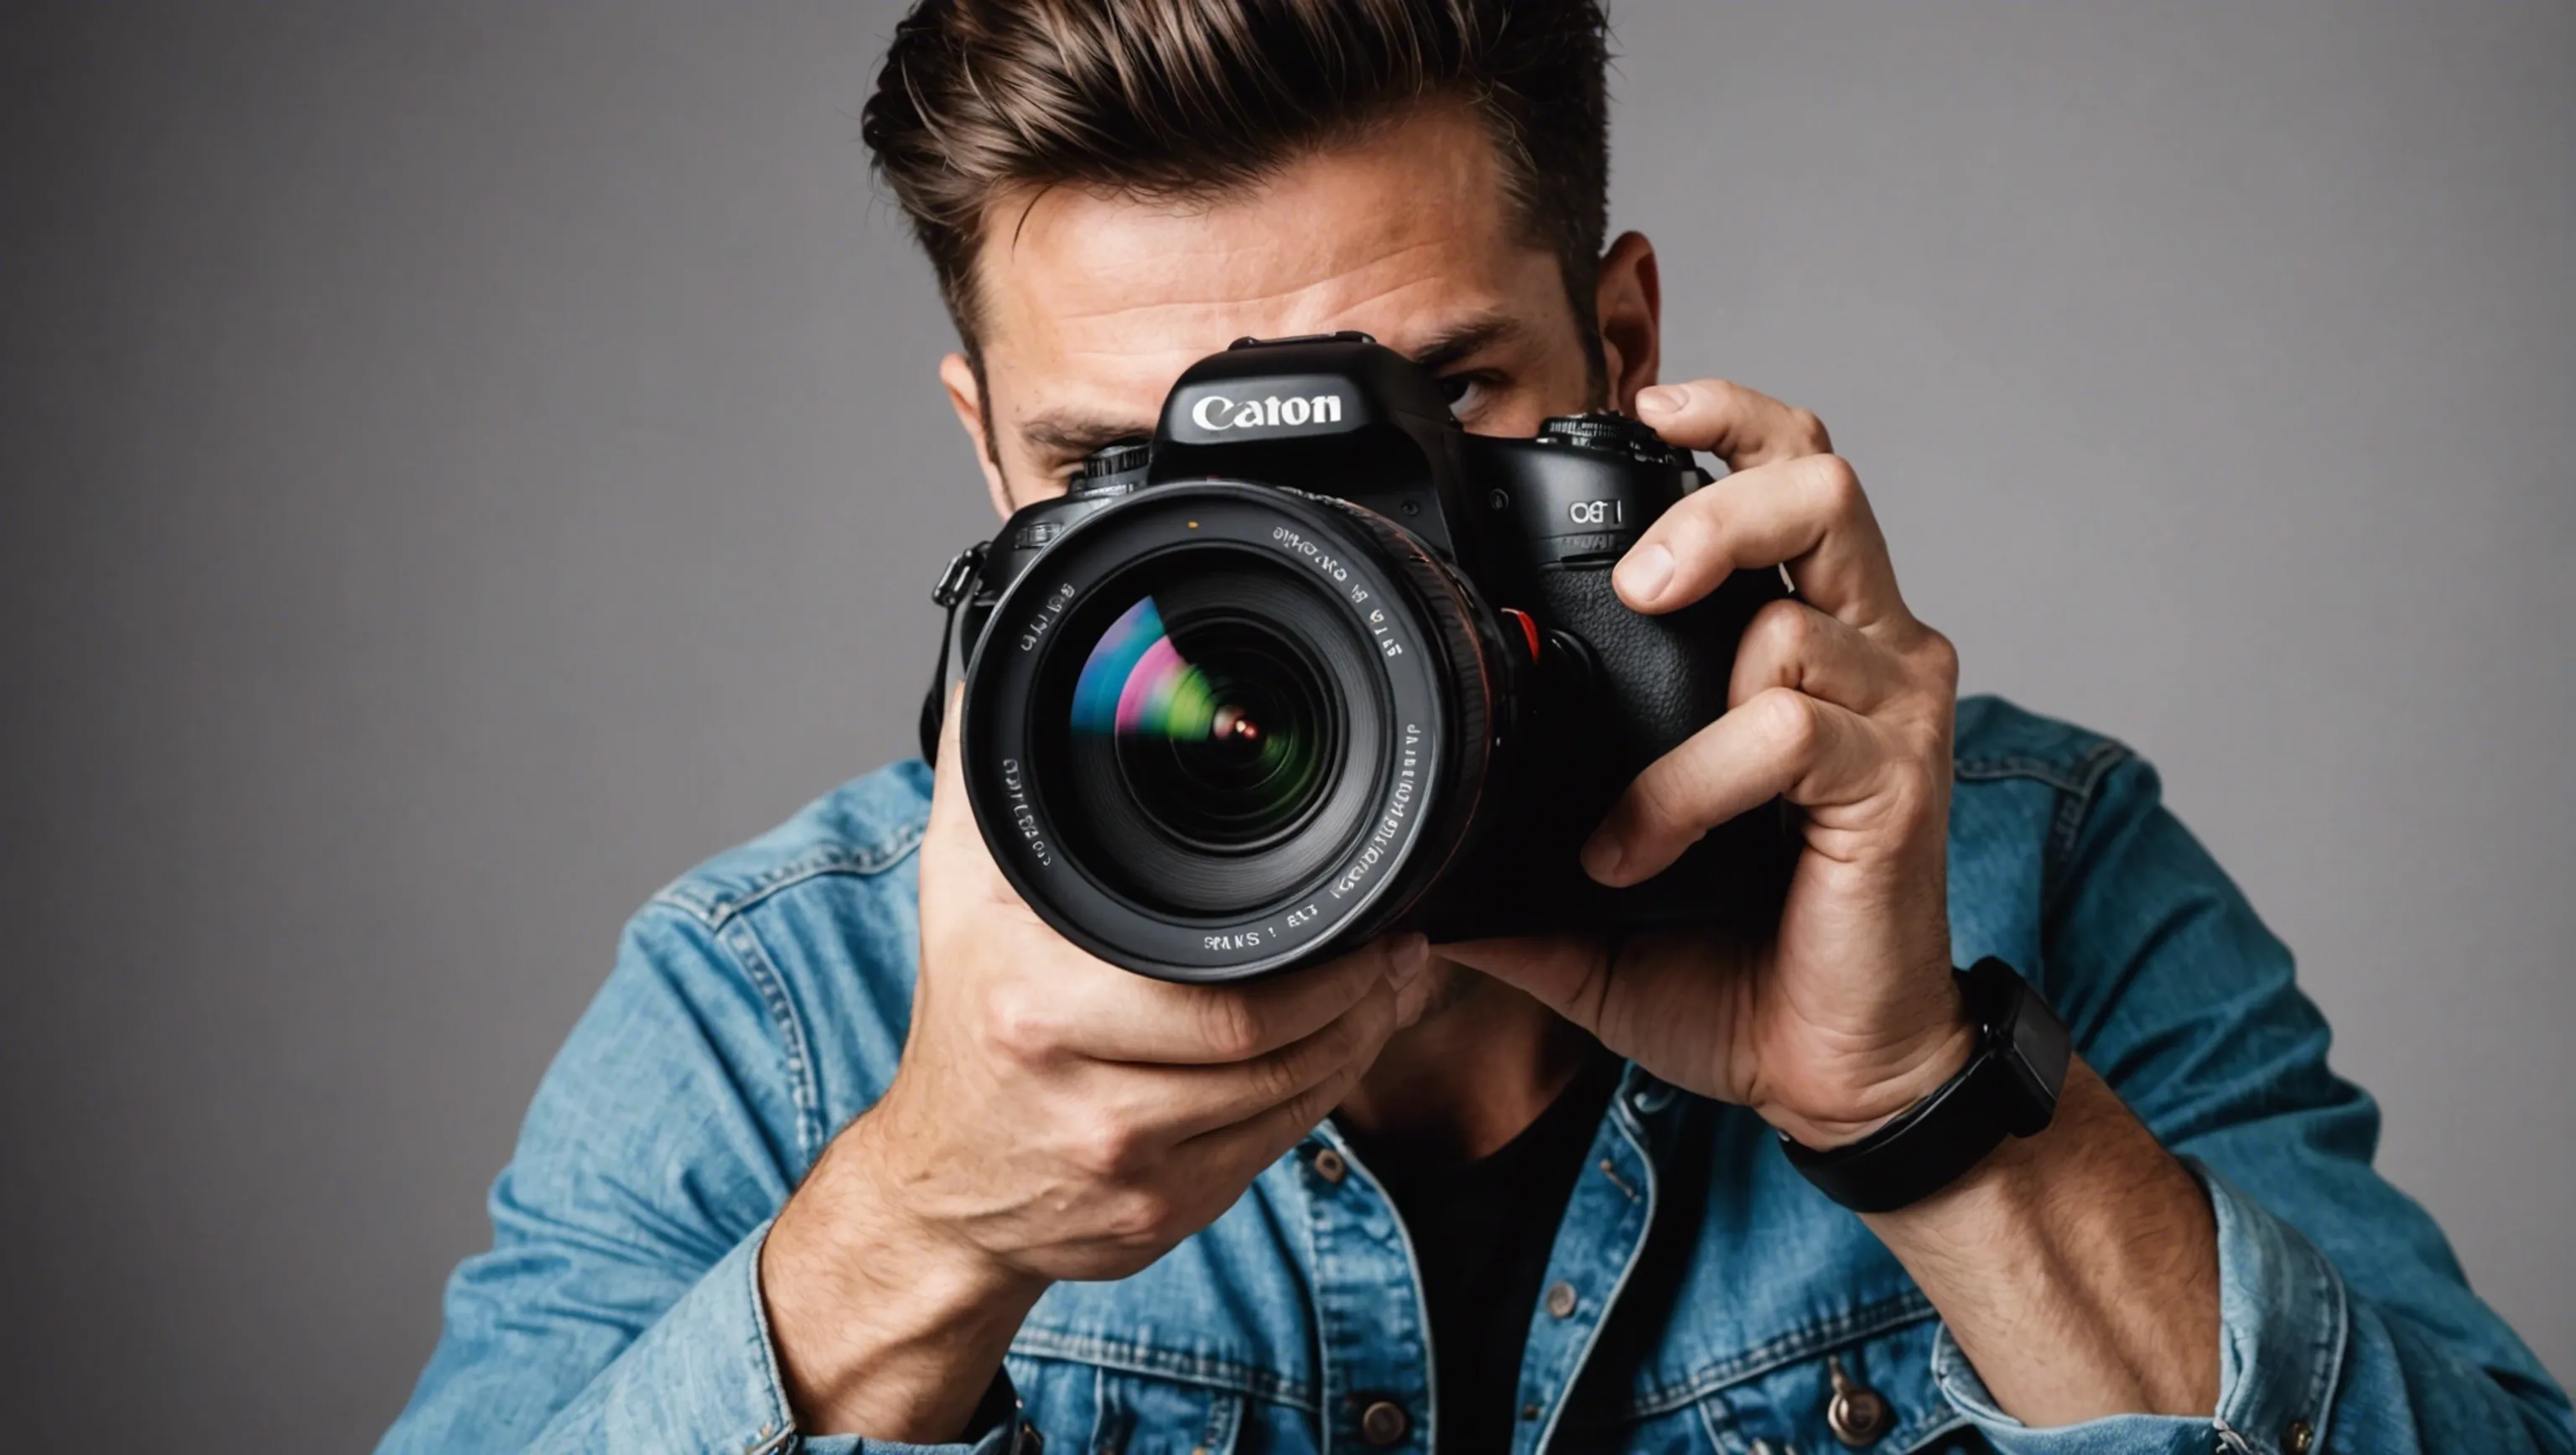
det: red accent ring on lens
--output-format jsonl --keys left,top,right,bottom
{"left": 1500, "top": 606, "right": 1542, "bottom": 663}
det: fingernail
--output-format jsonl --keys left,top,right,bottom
{"left": 1614, "top": 543, "right": 1672, "bottom": 605}
{"left": 1580, "top": 832, "right": 1626, "bottom": 885}
{"left": 1387, "top": 933, "right": 1430, "bottom": 988}
{"left": 1634, "top": 384, "right": 1683, "bottom": 418}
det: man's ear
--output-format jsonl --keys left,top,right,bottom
{"left": 939, "top": 351, "right": 1016, "bottom": 521}
{"left": 1594, "top": 231, "right": 1662, "bottom": 413}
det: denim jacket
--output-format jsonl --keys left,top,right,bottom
{"left": 377, "top": 697, "right": 2572, "bottom": 1455}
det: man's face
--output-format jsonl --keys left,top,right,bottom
{"left": 941, "top": 103, "right": 1660, "bottom": 513}
{"left": 937, "top": 103, "right": 1661, "bottom": 1020}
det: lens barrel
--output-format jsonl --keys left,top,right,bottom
{"left": 958, "top": 482, "right": 1502, "bottom": 981}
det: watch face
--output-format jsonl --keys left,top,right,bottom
{"left": 1997, "top": 969, "right": 2073, "bottom": 1137}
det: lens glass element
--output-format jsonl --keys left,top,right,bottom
{"left": 1071, "top": 595, "right": 1333, "bottom": 852}
{"left": 1036, "top": 550, "right": 1384, "bottom": 917}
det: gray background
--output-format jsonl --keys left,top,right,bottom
{"left": 2, "top": 3, "right": 2567, "bottom": 1448}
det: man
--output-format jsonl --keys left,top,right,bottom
{"left": 379, "top": 3, "right": 2570, "bottom": 1452}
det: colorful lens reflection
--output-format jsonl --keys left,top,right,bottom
{"left": 1072, "top": 596, "right": 1218, "bottom": 739}
{"left": 1067, "top": 591, "right": 1332, "bottom": 853}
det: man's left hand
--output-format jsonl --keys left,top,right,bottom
{"left": 1442, "top": 379, "right": 1969, "bottom": 1150}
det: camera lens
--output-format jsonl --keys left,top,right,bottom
{"left": 959, "top": 481, "right": 1503, "bottom": 981}
{"left": 1039, "top": 550, "right": 1384, "bottom": 916}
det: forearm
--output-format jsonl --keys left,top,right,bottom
{"left": 1864, "top": 1057, "right": 2219, "bottom": 1426}
{"left": 761, "top": 1111, "right": 1050, "bottom": 1441}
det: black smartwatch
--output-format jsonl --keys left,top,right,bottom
{"left": 1779, "top": 957, "right": 2070, "bottom": 1214}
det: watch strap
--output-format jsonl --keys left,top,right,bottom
{"left": 1779, "top": 958, "right": 2070, "bottom": 1214}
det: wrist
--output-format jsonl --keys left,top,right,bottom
{"left": 761, "top": 1106, "right": 1048, "bottom": 1437}
{"left": 1860, "top": 1061, "right": 2222, "bottom": 1422}
{"left": 1764, "top": 973, "right": 1978, "bottom": 1151}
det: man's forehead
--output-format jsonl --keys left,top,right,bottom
{"left": 969, "top": 107, "right": 1560, "bottom": 428}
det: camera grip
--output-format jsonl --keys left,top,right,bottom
{"left": 1530, "top": 562, "right": 1784, "bottom": 767}
{"left": 1422, "top": 559, "right": 1795, "bottom": 942}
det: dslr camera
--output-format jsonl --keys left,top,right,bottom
{"left": 922, "top": 334, "right": 1794, "bottom": 982}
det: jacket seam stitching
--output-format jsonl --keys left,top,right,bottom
{"left": 652, "top": 818, "right": 929, "bottom": 930}
{"left": 1952, "top": 735, "right": 2128, "bottom": 794}
{"left": 1005, "top": 1331, "right": 1317, "bottom": 1411}
{"left": 2303, "top": 1240, "right": 2353, "bottom": 1454}
{"left": 2040, "top": 739, "right": 2132, "bottom": 922}
{"left": 712, "top": 917, "right": 825, "bottom": 1165}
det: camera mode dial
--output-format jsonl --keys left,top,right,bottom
{"left": 1536, "top": 412, "right": 1686, "bottom": 467}
{"left": 1072, "top": 439, "right": 1153, "bottom": 496}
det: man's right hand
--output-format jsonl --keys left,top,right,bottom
{"left": 760, "top": 690, "right": 1431, "bottom": 1439}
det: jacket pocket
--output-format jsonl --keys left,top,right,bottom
{"left": 1091, "top": 1369, "right": 1246, "bottom": 1455}
{"left": 1006, "top": 1357, "right": 1251, "bottom": 1455}
{"left": 1690, "top": 1316, "right": 1977, "bottom": 1455}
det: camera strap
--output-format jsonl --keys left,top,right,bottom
{"left": 917, "top": 542, "right": 988, "bottom": 764}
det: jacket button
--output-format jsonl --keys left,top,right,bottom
{"left": 2285, "top": 1419, "right": 2314, "bottom": 1454}
{"left": 1545, "top": 1281, "right": 1579, "bottom": 1318}
{"left": 1358, "top": 1398, "right": 1410, "bottom": 1446}
{"left": 1825, "top": 1354, "right": 1893, "bottom": 1447}
{"left": 1312, "top": 1147, "right": 1348, "bottom": 1184}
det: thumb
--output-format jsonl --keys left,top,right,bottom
{"left": 1434, "top": 935, "right": 1615, "bottom": 1033}
{"left": 927, "top": 681, "right": 974, "bottom": 843}
{"left": 923, "top": 682, "right": 1018, "bottom": 902}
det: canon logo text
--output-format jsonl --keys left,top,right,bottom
{"left": 1188, "top": 392, "right": 1346, "bottom": 432}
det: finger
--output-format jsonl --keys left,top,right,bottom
{"left": 1176, "top": 986, "right": 1406, "bottom": 1182}
{"left": 1727, "top": 597, "right": 1909, "bottom": 715}
{"left": 1440, "top": 932, "right": 1733, "bottom": 1071}
{"left": 1435, "top": 934, "right": 1612, "bottom": 1034}
{"left": 1611, "top": 451, "right": 1908, "bottom": 635}
{"left": 927, "top": 681, "right": 971, "bottom": 839}
{"left": 1630, "top": 378, "right": 1831, "bottom": 471}
{"left": 921, "top": 681, "right": 1025, "bottom": 907}
{"left": 1142, "top": 975, "right": 1400, "bottom": 1138}
{"left": 1581, "top": 688, "right": 1889, "bottom": 886}
{"left": 1045, "top": 933, "right": 1429, "bottom": 1066}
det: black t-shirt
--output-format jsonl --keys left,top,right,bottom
{"left": 1338, "top": 1045, "right": 1624, "bottom": 1455}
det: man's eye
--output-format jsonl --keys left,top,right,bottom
{"left": 1438, "top": 373, "right": 1496, "bottom": 416}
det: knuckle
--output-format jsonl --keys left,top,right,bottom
{"left": 981, "top": 987, "right": 1061, "bottom": 1063}
{"left": 1068, "top": 1109, "right": 1150, "bottom": 1178}
{"left": 1788, "top": 407, "right": 1833, "bottom": 453}
{"left": 1805, "top": 453, "right": 1863, "bottom": 514}
{"left": 1747, "top": 598, "right": 1816, "bottom": 661}
{"left": 1196, "top": 992, "right": 1268, "bottom": 1062}
{"left": 1702, "top": 377, "right": 1751, "bottom": 413}
{"left": 1916, "top": 627, "right": 1961, "bottom": 691}
{"left": 1754, "top": 687, "right": 1825, "bottom": 761}
{"left": 1103, "top": 1187, "right": 1182, "bottom": 1247}
{"left": 1251, "top": 1034, "right": 1318, "bottom": 1107}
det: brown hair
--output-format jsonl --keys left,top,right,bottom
{"left": 860, "top": 0, "right": 1614, "bottom": 361}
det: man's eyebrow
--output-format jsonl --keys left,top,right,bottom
{"left": 1018, "top": 410, "right": 1156, "bottom": 460}
{"left": 1402, "top": 314, "right": 1527, "bottom": 374}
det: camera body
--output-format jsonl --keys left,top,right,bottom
{"left": 924, "top": 334, "right": 1794, "bottom": 981}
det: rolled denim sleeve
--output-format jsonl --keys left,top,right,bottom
{"left": 1931, "top": 749, "right": 2573, "bottom": 1455}
{"left": 1930, "top": 1166, "right": 2348, "bottom": 1455}
{"left": 514, "top": 1219, "right": 1019, "bottom": 1455}
{"left": 375, "top": 904, "right": 1011, "bottom": 1455}
{"left": 516, "top": 1219, "right": 801, "bottom": 1455}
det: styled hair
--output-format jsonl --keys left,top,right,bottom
{"left": 860, "top": 0, "right": 1613, "bottom": 358}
